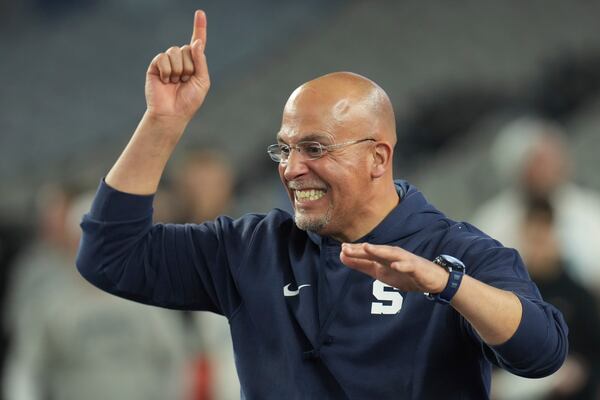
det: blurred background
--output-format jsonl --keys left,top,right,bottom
{"left": 1, "top": 0, "right": 600, "bottom": 399}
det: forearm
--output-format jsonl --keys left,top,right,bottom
{"left": 106, "top": 112, "right": 187, "bottom": 195}
{"left": 451, "top": 275, "right": 522, "bottom": 345}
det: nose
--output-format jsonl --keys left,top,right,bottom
{"left": 282, "top": 149, "right": 310, "bottom": 181}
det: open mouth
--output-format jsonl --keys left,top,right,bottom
{"left": 294, "top": 189, "right": 326, "bottom": 202}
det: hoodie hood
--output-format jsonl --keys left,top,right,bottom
{"left": 307, "top": 180, "right": 445, "bottom": 246}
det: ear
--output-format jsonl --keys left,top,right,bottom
{"left": 371, "top": 142, "right": 392, "bottom": 178}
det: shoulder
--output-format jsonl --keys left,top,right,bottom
{"left": 438, "top": 220, "right": 523, "bottom": 274}
{"left": 434, "top": 218, "right": 496, "bottom": 249}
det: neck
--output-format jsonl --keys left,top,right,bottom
{"left": 331, "top": 181, "right": 400, "bottom": 243}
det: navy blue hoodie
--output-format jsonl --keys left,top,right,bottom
{"left": 77, "top": 180, "right": 567, "bottom": 399}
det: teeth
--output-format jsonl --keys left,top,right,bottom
{"left": 295, "top": 189, "right": 325, "bottom": 201}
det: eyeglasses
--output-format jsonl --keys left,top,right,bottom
{"left": 267, "top": 138, "right": 376, "bottom": 163}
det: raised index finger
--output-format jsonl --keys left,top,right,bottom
{"left": 191, "top": 10, "right": 207, "bottom": 46}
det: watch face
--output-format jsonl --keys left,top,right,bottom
{"left": 437, "top": 255, "right": 466, "bottom": 273}
{"left": 440, "top": 254, "right": 461, "bottom": 265}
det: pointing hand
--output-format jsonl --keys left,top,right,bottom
{"left": 145, "top": 10, "right": 210, "bottom": 122}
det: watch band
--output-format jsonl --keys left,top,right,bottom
{"left": 425, "top": 255, "right": 466, "bottom": 304}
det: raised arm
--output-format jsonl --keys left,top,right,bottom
{"left": 77, "top": 11, "right": 242, "bottom": 314}
{"left": 106, "top": 10, "right": 210, "bottom": 195}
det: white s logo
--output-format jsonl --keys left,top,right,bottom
{"left": 371, "top": 280, "right": 403, "bottom": 314}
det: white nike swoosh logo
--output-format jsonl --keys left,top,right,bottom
{"left": 283, "top": 283, "right": 311, "bottom": 297}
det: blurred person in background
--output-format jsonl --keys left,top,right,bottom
{"left": 2, "top": 186, "right": 190, "bottom": 400}
{"left": 0, "top": 186, "right": 55, "bottom": 387}
{"left": 3, "top": 183, "right": 79, "bottom": 348}
{"left": 172, "top": 148, "right": 241, "bottom": 400}
{"left": 493, "top": 197, "right": 600, "bottom": 400}
{"left": 174, "top": 149, "right": 236, "bottom": 224}
{"left": 472, "top": 117, "right": 600, "bottom": 296}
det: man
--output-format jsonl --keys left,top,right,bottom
{"left": 77, "top": 10, "right": 567, "bottom": 399}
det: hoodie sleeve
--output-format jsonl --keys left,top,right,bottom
{"left": 450, "top": 223, "right": 568, "bottom": 378}
{"left": 76, "top": 179, "right": 261, "bottom": 317}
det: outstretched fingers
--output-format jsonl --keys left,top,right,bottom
{"left": 341, "top": 243, "right": 418, "bottom": 276}
{"left": 340, "top": 250, "right": 377, "bottom": 277}
{"left": 342, "top": 243, "right": 406, "bottom": 264}
{"left": 363, "top": 243, "right": 412, "bottom": 264}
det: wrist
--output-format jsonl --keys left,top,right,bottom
{"left": 143, "top": 109, "right": 191, "bottom": 131}
{"left": 140, "top": 111, "right": 189, "bottom": 145}
{"left": 433, "top": 269, "right": 450, "bottom": 294}
{"left": 425, "top": 255, "right": 466, "bottom": 304}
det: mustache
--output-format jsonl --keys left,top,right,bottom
{"left": 287, "top": 180, "right": 328, "bottom": 191}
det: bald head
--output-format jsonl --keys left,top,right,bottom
{"left": 276, "top": 72, "right": 400, "bottom": 242}
{"left": 281, "top": 72, "right": 396, "bottom": 145}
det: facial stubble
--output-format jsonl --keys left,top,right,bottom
{"left": 293, "top": 201, "right": 333, "bottom": 233}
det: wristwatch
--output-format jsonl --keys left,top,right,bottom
{"left": 425, "top": 254, "right": 466, "bottom": 304}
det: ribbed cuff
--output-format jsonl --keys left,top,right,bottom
{"left": 89, "top": 178, "right": 155, "bottom": 221}
{"left": 491, "top": 295, "right": 550, "bottom": 365}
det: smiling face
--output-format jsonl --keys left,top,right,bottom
{"left": 278, "top": 129, "right": 372, "bottom": 236}
{"left": 276, "top": 72, "right": 398, "bottom": 242}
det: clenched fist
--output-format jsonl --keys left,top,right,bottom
{"left": 145, "top": 10, "right": 210, "bottom": 122}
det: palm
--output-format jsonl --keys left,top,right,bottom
{"left": 145, "top": 73, "right": 208, "bottom": 119}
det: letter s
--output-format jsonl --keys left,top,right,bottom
{"left": 371, "top": 280, "right": 403, "bottom": 315}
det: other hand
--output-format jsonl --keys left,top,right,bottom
{"left": 340, "top": 243, "right": 449, "bottom": 294}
